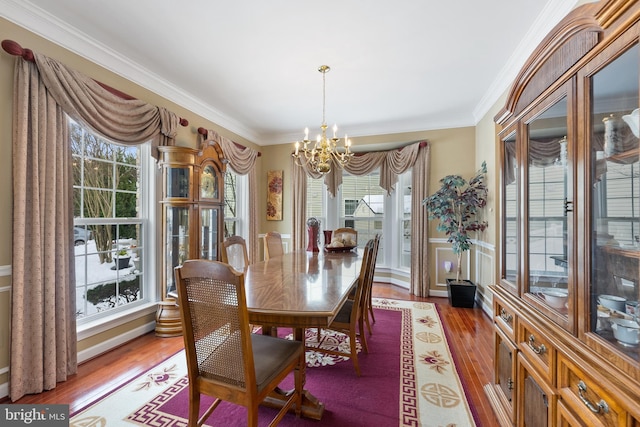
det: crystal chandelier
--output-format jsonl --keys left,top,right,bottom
{"left": 292, "top": 65, "right": 353, "bottom": 174}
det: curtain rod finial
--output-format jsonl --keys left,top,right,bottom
{"left": 2, "top": 39, "right": 34, "bottom": 62}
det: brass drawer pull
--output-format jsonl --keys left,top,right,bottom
{"left": 528, "top": 334, "right": 546, "bottom": 354}
{"left": 577, "top": 381, "right": 609, "bottom": 414}
{"left": 500, "top": 308, "right": 513, "bottom": 323}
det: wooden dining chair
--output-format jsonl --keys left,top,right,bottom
{"left": 221, "top": 235, "right": 250, "bottom": 271}
{"left": 175, "top": 259, "right": 305, "bottom": 427}
{"left": 363, "top": 234, "right": 381, "bottom": 334}
{"left": 311, "top": 238, "right": 376, "bottom": 376}
{"left": 263, "top": 231, "right": 284, "bottom": 260}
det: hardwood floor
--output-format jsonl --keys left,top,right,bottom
{"left": 7, "top": 283, "right": 499, "bottom": 426}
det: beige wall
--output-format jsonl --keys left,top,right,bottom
{"left": 0, "top": 15, "right": 507, "bottom": 390}
{"left": 473, "top": 90, "right": 508, "bottom": 308}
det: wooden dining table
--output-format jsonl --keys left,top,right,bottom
{"left": 244, "top": 248, "right": 362, "bottom": 420}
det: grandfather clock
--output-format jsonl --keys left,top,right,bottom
{"left": 155, "top": 143, "right": 225, "bottom": 337}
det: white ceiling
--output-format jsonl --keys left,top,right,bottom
{"left": 1, "top": 0, "right": 582, "bottom": 146}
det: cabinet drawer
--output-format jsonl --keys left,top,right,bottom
{"left": 494, "top": 295, "right": 516, "bottom": 341}
{"left": 557, "top": 354, "right": 627, "bottom": 427}
{"left": 517, "top": 318, "right": 556, "bottom": 384}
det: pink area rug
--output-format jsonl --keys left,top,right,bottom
{"left": 70, "top": 299, "right": 477, "bottom": 426}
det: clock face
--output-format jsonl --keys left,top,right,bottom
{"left": 200, "top": 166, "right": 217, "bottom": 199}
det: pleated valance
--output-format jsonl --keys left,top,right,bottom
{"left": 33, "top": 52, "right": 179, "bottom": 159}
{"left": 296, "top": 140, "right": 424, "bottom": 197}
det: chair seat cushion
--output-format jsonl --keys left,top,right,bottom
{"left": 333, "top": 299, "right": 354, "bottom": 324}
{"left": 251, "top": 334, "right": 303, "bottom": 390}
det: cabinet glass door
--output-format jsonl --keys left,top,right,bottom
{"left": 199, "top": 206, "right": 219, "bottom": 260}
{"left": 589, "top": 43, "right": 639, "bottom": 357}
{"left": 501, "top": 130, "right": 518, "bottom": 292}
{"left": 525, "top": 90, "right": 573, "bottom": 326}
{"left": 166, "top": 166, "right": 191, "bottom": 199}
{"left": 164, "top": 205, "right": 190, "bottom": 295}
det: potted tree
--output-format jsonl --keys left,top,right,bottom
{"left": 423, "top": 161, "right": 489, "bottom": 307}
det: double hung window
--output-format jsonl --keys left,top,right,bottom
{"left": 72, "top": 120, "right": 152, "bottom": 322}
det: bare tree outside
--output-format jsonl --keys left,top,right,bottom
{"left": 71, "top": 122, "right": 139, "bottom": 264}
{"left": 224, "top": 170, "right": 237, "bottom": 237}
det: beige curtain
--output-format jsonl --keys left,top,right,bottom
{"left": 292, "top": 141, "right": 430, "bottom": 295}
{"left": 410, "top": 144, "right": 431, "bottom": 296}
{"left": 207, "top": 130, "right": 260, "bottom": 264}
{"left": 11, "top": 58, "right": 77, "bottom": 402}
{"left": 10, "top": 52, "right": 180, "bottom": 401}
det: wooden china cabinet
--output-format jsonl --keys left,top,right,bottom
{"left": 485, "top": 1, "right": 640, "bottom": 426}
{"left": 154, "top": 143, "right": 225, "bottom": 337}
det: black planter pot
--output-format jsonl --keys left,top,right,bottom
{"left": 115, "top": 256, "right": 131, "bottom": 270}
{"left": 446, "top": 279, "right": 477, "bottom": 308}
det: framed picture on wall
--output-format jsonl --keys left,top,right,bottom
{"left": 266, "top": 170, "right": 283, "bottom": 221}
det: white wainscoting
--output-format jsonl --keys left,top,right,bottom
{"left": 472, "top": 239, "right": 495, "bottom": 316}
{"left": 0, "top": 264, "right": 11, "bottom": 279}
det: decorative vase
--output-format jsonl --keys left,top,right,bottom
{"left": 306, "top": 217, "right": 320, "bottom": 252}
{"left": 323, "top": 230, "right": 332, "bottom": 246}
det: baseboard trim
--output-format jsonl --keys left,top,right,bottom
{"left": 78, "top": 321, "right": 156, "bottom": 364}
{"left": 0, "top": 322, "right": 156, "bottom": 401}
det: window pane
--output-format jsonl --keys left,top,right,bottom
{"left": 400, "top": 171, "right": 411, "bottom": 269}
{"left": 116, "top": 163, "right": 138, "bottom": 190}
{"left": 85, "top": 158, "right": 114, "bottom": 190}
{"left": 341, "top": 172, "right": 385, "bottom": 246}
{"left": 71, "top": 119, "right": 147, "bottom": 322}
{"left": 306, "top": 177, "right": 325, "bottom": 221}
{"left": 224, "top": 170, "right": 239, "bottom": 238}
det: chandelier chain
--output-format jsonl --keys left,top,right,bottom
{"left": 322, "top": 66, "right": 327, "bottom": 126}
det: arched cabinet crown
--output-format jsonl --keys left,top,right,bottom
{"left": 496, "top": 2, "right": 604, "bottom": 125}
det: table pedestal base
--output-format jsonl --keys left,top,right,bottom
{"left": 260, "top": 326, "right": 325, "bottom": 420}
{"left": 263, "top": 388, "right": 325, "bottom": 420}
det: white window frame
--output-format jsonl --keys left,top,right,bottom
{"left": 72, "top": 122, "right": 157, "bottom": 331}
{"left": 306, "top": 169, "right": 412, "bottom": 275}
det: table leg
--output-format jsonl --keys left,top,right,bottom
{"left": 261, "top": 326, "right": 325, "bottom": 420}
